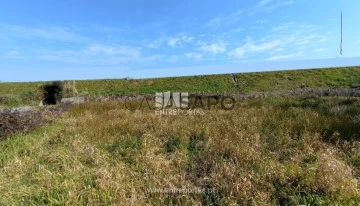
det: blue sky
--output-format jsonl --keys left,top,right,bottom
{"left": 1, "top": 0, "right": 360, "bottom": 82}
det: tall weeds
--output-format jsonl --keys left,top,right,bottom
{"left": 0, "top": 97, "right": 359, "bottom": 205}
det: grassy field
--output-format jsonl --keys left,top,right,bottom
{"left": 1, "top": 67, "right": 360, "bottom": 108}
{"left": 0, "top": 96, "right": 359, "bottom": 205}
{"left": 0, "top": 67, "right": 359, "bottom": 205}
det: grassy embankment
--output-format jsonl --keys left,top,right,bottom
{"left": 1, "top": 66, "right": 360, "bottom": 107}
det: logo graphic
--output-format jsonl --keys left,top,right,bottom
{"left": 123, "top": 91, "right": 235, "bottom": 115}
{"left": 155, "top": 92, "right": 189, "bottom": 109}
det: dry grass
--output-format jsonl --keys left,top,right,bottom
{"left": 0, "top": 97, "right": 359, "bottom": 205}
{"left": 63, "top": 81, "right": 78, "bottom": 98}
{"left": 0, "top": 110, "right": 43, "bottom": 141}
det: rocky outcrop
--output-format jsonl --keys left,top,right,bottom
{"left": 61, "top": 97, "right": 85, "bottom": 104}
{"left": 0, "top": 106, "right": 34, "bottom": 115}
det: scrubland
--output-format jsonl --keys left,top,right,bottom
{"left": 0, "top": 96, "right": 359, "bottom": 205}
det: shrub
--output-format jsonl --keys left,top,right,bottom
{"left": 36, "top": 81, "right": 63, "bottom": 105}
{"left": 63, "top": 80, "right": 78, "bottom": 98}
{"left": 0, "top": 104, "right": 71, "bottom": 141}
{"left": 20, "top": 91, "right": 35, "bottom": 102}
{"left": 0, "top": 110, "right": 43, "bottom": 141}
{"left": 163, "top": 136, "right": 181, "bottom": 153}
{"left": 35, "top": 84, "right": 45, "bottom": 102}
{"left": 0, "top": 95, "right": 21, "bottom": 106}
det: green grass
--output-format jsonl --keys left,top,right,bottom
{"left": 1, "top": 67, "right": 360, "bottom": 107}
{"left": 1, "top": 66, "right": 360, "bottom": 204}
{"left": 0, "top": 97, "right": 359, "bottom": 205}
{"left": 236, "top": 66, "right": 360, "bottom": 92}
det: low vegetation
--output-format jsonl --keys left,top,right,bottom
{"left": 1, "top": 67, "right": 359, "bottom": 204}
{"left": 0, "top": 97, "right": 359, "bottom": 205}
{"left": 0, "top": 81, "right": 77, "bottom": 108}
{"left": 0, "top": 109, "right": 44, "bottom": 141}
{"left": 62, "top": 81, "right": 78, "bottom": 98}
{"left": 1, "top": 67, "right": 360, "bottom": 107}
{"left": 0, "top": 104, "right": 71, "bottom": 141}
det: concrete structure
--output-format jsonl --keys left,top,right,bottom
{"left": 61, "top": 97, "right": 86, "bottom": 104}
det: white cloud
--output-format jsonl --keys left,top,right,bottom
{"left": 314, "top": 48, "right": 328, "bottom": 52}
{"left": 147, "top": 39, "right": 164, "bottom": 49}
{"left": 4, "top": 50, "right": 23, "bottom": 59}
{"left": 85, "top": 44, "right": 141, "bottom": 59}
{"left": 263, "top": 22, "right": 330, "bottom": 57}
{"left": 268, "top": 0, "right": 294, "bottom": 10}
{"left": 140, "top": 55, "right": 165, "bottom": 62}
{"left": 254, "top": 0, "right": 294, "bottom": 12}
{"left": 146, "top": 34, "right": 195, "bottom": 49}
{"left": 257, "top": 0, "right": 275, "bottom": 7}
{"left": 167, "top": 38, "right": 181, "bottom": 47}
{"left": 267, "top": 52, "right": 302, "bottom": 60}
{"left": 229, "top": 37, "right": 281, "bottom": 58}
{"left": 168, "top": 55, "right": 180, "bottom": 63}
{"left": 206, "top": 9, "right": 244, "bottom": 27}
{"left": 272, "top": 22, "right": 295, "bottom": 32}
{"left": 185, "top": 52, "right": 203, "bottom": 61}
{"left": 199, "top": 42, "right": 226, "bottom": 54}
{"left": 250, "top": 41, "right": 281, "bottom": 52}
{"left": 167, "top": 34, "right": 194, "bottom": 47}
{"left": 181, "top": 34, "right": 195, "bottom": 43}
{"left": 0, "top": 24, "right": 88, "bottom": 43}
{"left": 292, "top": 35, "right": 328, "bottom": 47}
{"left": 40, "top": 44, "right": 142, "bottom": 65}
{"left": 273, "top": 30, "right": 329, "bottom": 49}
{"left": 226, "top": 21, "right": 332, "bottom": 61}
{"left": 268, "top": 47, "right": 285, "bottom": 54}
{"left": 145, "top": 33, "right": 196, "bottom": 49}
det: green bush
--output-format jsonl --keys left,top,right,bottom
{"left": 20, "top": 91, "right": 35, "bottom": 102}
{"left": 0, "top": 95, "right": 21, "bottom": 106}
{"left": 38, "top": 81, "right": 63, "bottom": 105}
{"left": 163, "top": 136, "right": 181, "bottom": 153}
